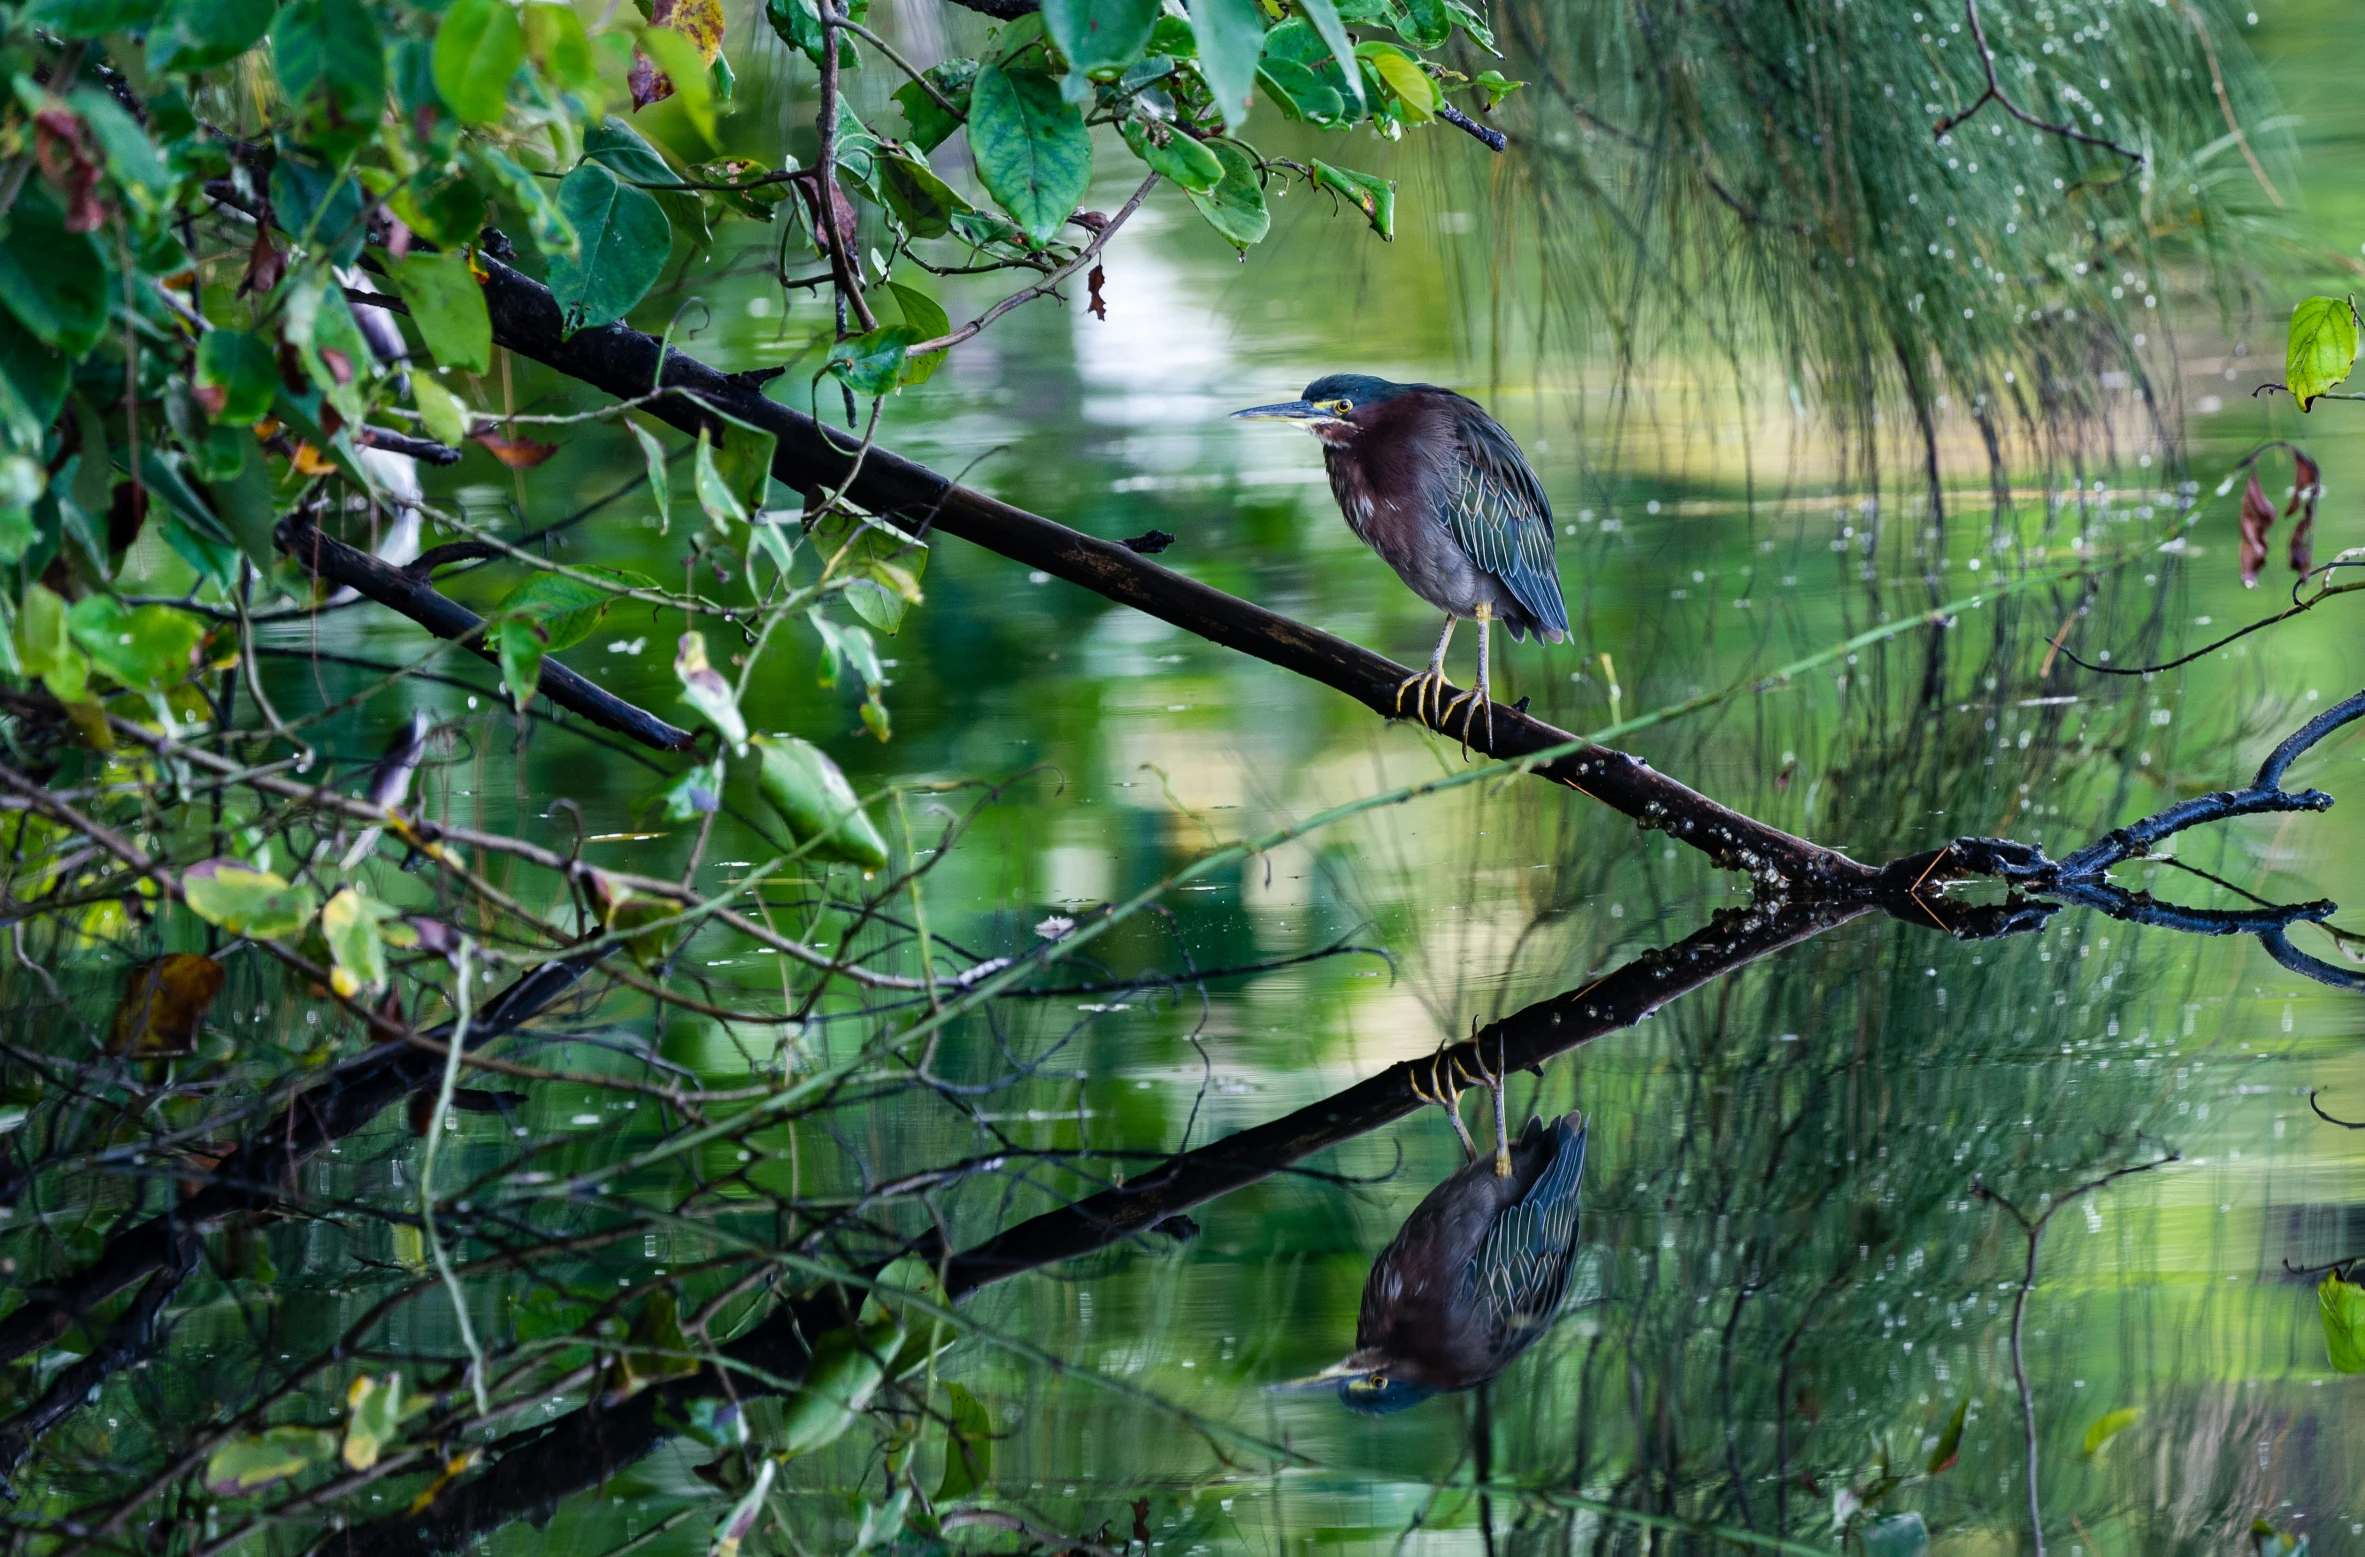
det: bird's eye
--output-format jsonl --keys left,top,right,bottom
{"left": 1367, "top": 1373, "right": 1388, "bottom": 1388}
{"left": 1322, "top": 399, "right": 1351, "bottom": 413}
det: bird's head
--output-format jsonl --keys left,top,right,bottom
{"left": 1229, "top": 375, "right": 1410, "bottom": 444}
{"left": 1272, "top": 1350, "right": 1441, "bottom": 1416}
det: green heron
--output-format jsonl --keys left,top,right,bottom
{"left": 1230, "top": 375, "right": 1567, "bottom": 746}
{"left": 1291, "top": 1045, "right": 1588, "bottom": 1415}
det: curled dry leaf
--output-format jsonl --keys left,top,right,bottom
{"left": 107, "top": 952, "right": 227, "bottom": 1056}
{"left": 2238, "top": 470, "right": 2273, "bottom": 589}
{"left": 791, "top": 169, "right": 860, "bottom": 256}
{"left": 240, "top": 219, "right": 288, "bottom": 297}
{"left": 2287, "top": 449, "right": 2322, "bottom": 576}
{"left": 1087, "top": 262, "right": 1107, "bottom": 320}
{"left": 629, "top": 0, "right": 725, "bottom": 109}
{"left": 471, "top": 428, "right": 560, "bottom": 468}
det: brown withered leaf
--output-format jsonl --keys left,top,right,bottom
{"left": 2288, "top": 449, "right": 2323, "bottom": 576}
{"left": 241, "top": 221, "right": 288, "bottom": 298}
{"left": 628, "top": 0, "right": 725, "bottom": 110}
{"left": 471, "top": 429, "right": 559, "bottom": 468}
{"left": 108, "top": 953, "right": 227, "bottom": 1057}
{"left": 33, "top": 108, "right": 104, "bottom": 234}
{"left": 192, "top": 383, "right": 228, "bottom": 419}
{"left": 2238, "top": 470, "right": 2274, "bottom": 588}
{"left": 790, "top": 170, "right": 858, "bottom": 257}
{"left": 1086, "top": 263, "right": 1107, "bottom": 320}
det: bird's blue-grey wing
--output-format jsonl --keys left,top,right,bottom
{"left": 1442, "top": 410, "right": 1567, "bottom": 637}
{"left": 1464, "top": 1117, "right": 1586, "bottom": 1358}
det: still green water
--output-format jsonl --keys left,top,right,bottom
{"left": 15, "top": 4, "right": 2365, "bottom": 1555}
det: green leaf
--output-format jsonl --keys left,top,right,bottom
{"left": 694, "top": 431, "right": 747, "bottom": 528}
{"left": 269, "top": 149, "right": 366, "bottom": 265}
{"left": 967, "top": 62, "right": 1094, "bottom": 245}
{"left": 321, "top": 888, "right": 398, "bottom": 998}
{"left": 1473, "top": 68, "right": 1522, "bottom": 109}
{"left": 68, "top": 596, "right": 207, "bottom": 692}
{"left": 1925, "top": 1395, "right": 1968, "bottom": 1474}
{"left": 31, "top": 0, "right": 159, "bottom": 36}
{"left": 0, "top": 192, "right": 112, "bottom": 356}
{"left": 392, "top": 251, "right": 493, "bottom": 372}
{"left": 204, "top": 1427, "right": 337, "bottom": 1496}
{"left": 1295, "top": 0, "right": 1366, "bottom": 109}
{"left": 1045, "top": 0, "right": 1160, "bottom": 78}
{"left": 1258, "top": 59, "right": 1345, "bottom": 124}
{"left": 884, "top": 282, "right": 949, "bottom": 385}
{"left": 638, "top": 27, "right": 718, "bottom": 143}
{"left": 657, "top": 756, "right": 723, "bottom": 820}
{"left": 483, "top": 568, "right": 644, "bottom": 708}
{"left": 1861, "top": 1513, "right": 1928, "bottom": 1557}
{"left": 523, "top": 2, "right": 595, "bottom": 87}
{"left": 183, "top": 859, "right": 320, "bottom": 941}
{"left": 0, "top": 311, "right": 70, "bottom": 451}
{"left": 876, "top": 150, "right": 972, "bottom": 239}
{"left": 2321, "top": 1272, "right": 2365, "bottom": 1372}
{"left": 620, "top": 417, "right": 673, "bottom": 534}
{"left": 413, "top": 374, "right": 472, "bottom": 448}
{"left": 707, "top": 412, "right": 777, "bottom": 517}
{"left": 545, "top": 164, "right": 671, "bottom": 332}
{"left": 2287, "top": 295, "right": 2359, "bottom": 412}
{"left": 1312, "top": 159, "right": 1394, "bottom": 239}
{"left": 471, "top": 147, "right": 577, "bottom": 261}
{"left": 1189, "top": 0, "right": 1266, "bottom": 131}
{"left": 763, "top": 0, "right": 856, "bottom": 70}
{"left": 774, "top": 1318, "right": 901, "bottom": 1455}
{"left": 1364, "top": 45, "right": 1433, "bottom": 121}
{"left": 340, "top": 1373, "right": 428, "bottom": 1473}
{"left": 894, "top": 60, "right": 977, "bottom": 153}
{"left": 825, "top": 326, "right": 920, "bottom": 398}
{"left": 391, "top": 169, "right": 490, "bottom": 249}
{"left": 1119, "top": 120, "right": 1224, "bottom": 192}
{"left": 583, "top": 118, "right": 679, "bottom": 186}
{"left": 146, "top": 0, "right": 275, "bottom": 72}
{"left": 1185, "top": 138, "right": 1269, "bottom": 249}
{"left": 197, "top": 329, "right": 280, "bottom": 427}
{"left": 434, "top": 0, "right": 525, "bottom": 126}
{"left": 934, "top": 1383, "right": 992, "bottom": 1501}
{"left": 673, "top": 630, "right": 746, "bottom": 752}
{"left": 18, "top": 583, "right": 90, "bottom": 703}
{"left": 272, "top": 0, "right": 387, "bottom": 155}
{"left": 753, "top": 734, "right": 889, "bottom": 869}
{"left": 2080, "top": 1407, "right": 2138, "bottom": 1457}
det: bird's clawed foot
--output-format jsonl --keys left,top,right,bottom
{"left": 1454, "top": 1030, "right": 1514, "bottom": 1177}
{"left": 1394, "top": 665, "right": 1452, "bottom": 728}
{"left": 1438, "top": 683, "right": 1493, "bottom": 758}
{"left": 1409, "top": 1052, "right": 1480, "bottom": 1164}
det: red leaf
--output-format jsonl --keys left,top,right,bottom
{"left": 628, "top": 50, "right": 670, "bottom": 111}
{"left": 2289, "top": 449, "right": 2323, "bottom": 577}
{"left": 2238, "top": 471, "right": 2274, "bottom": 588}
{"left": 319, "top": 347, "right": 354, "bottom": 386}
{"left": 192, "top": 383, "right": 229, "bottom": 420}
{"left": 33, "top": 108, "right": 105, "bottom": 234}
{"left": 471, "top": 429, "right": 559, "bottom": 468}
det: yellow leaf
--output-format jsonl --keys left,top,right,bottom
{"left": 1371, "top": 52, "right": 1435, "bottom": 122}
{"left": 291, "top": 442, "right": 340, "bottom": 476}
{"left": 2081, "top": 1407, "right": 2138, "bottom": 1457}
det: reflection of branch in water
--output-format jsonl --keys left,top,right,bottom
{"left": 1893, "top": 685, "right": 2365, "bottom": 991}
{"left": 329, "top": 898, "right": 1876, "bottom": 1554}
{"left": 1972, "top": 1153, "right": 2180, "bottom": 1557}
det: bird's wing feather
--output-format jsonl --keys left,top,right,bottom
{"left": 1464, "top": 1119, "right": 1586, "bottom": 1357}
{"left": 1444, "top": 410, "right": 1567, "bottom": 635}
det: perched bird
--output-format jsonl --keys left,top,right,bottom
{"left": 1291, "top": 1044, "right": 1588, "bottom": 1415}
{"left": 1231, "top": 375, "right": 1566, "bottom": 746}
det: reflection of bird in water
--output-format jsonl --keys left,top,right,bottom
{"left": 1300, "top": 1045, "right": 1587, "bottom": 1415}
{"left": 1230, "top": 375, "right": 1566, "bottom": 748}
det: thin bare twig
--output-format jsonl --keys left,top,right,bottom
{"left": 903, "top": 175, "right": 1160, "bottom": 356}
{"left": 1931, "top": 0, "right": 2146, "bottom": 166}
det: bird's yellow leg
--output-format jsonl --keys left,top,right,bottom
{"left": 1408, "top": 1051, "right": 1479, "bottom": 1164}
{"left": 1449, "top": 1031, "right": 1515, "bottom": 1177}
{"left": 1440, "top": 606, "right": 1495, "bottom": 756}
{"left": 1395, "top": 617, "right": 1458, "bottom": 726}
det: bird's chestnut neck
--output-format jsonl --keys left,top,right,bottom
{"left": 1309, "top": 419, "right": 1362, "bottom": 446}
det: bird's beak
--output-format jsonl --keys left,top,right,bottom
{"left": 1229, "top": 399, "right": 1331, "bottom": 423}
{"left": 1265, "top": 1359, "right": 1365, "bottom": 1393}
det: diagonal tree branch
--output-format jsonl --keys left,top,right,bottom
{"left": 275, "top": 513, "right": 698, "bottom": 753}
{"left": 468, "top": 251, "right": 1884, "bottom": 897}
